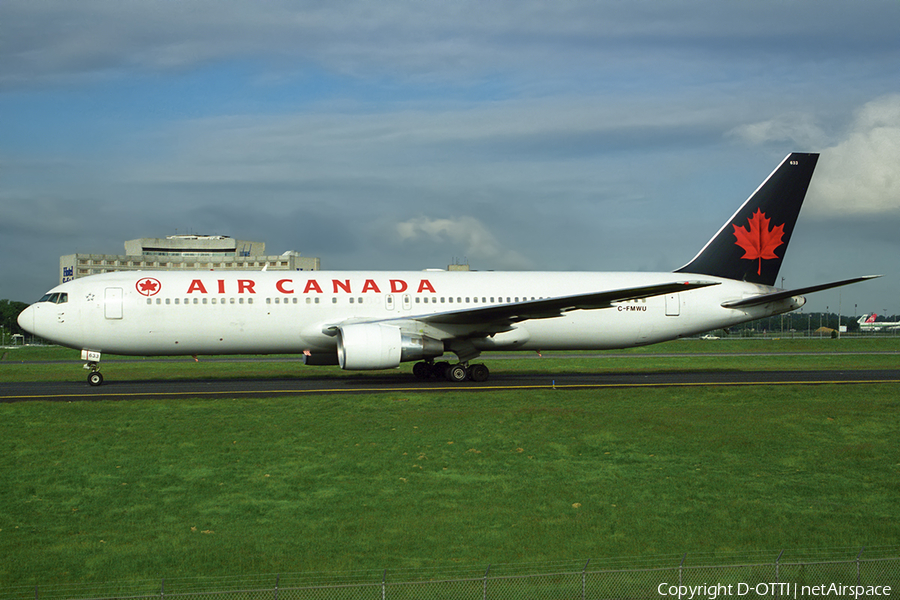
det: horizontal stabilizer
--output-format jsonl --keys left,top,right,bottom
{"left": 721, "top": 275, "right": 881, "bottom": 309}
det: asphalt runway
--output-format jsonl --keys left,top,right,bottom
{"left": 3, "top": 368, "right": 900, "bottom": 402}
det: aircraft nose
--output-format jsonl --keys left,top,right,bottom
{"left": 17, "top": 304, "right": 35, "bottom": 335}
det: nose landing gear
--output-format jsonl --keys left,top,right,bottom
{"left": 81, "top": 349, "right": 104, "bottom": 386}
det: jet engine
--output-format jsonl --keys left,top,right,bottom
{"left": 337, "top": 323, "right": 444, "bottom": 370}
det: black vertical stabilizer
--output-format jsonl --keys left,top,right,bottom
{"left": 675, "top": 152, "right": 819, "bottom": 286}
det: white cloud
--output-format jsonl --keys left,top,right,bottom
{"left": 727, "top": 113, "right": 829, "bottom": 149}
{"left": 809, "top": 95, "right": 900, "bottom": 216}
{"left": 395, "top": 216, "right": 532, "bottom": 270}
{"left": 725, "top": 95, "right": 900, "bottom": 217}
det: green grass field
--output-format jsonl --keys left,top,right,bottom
{"left": 1, "top": 339, "right": 899, "bottom": 591}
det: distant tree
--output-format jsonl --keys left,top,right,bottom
{"left": 0, "top": 299, "right": 29, "bottom": 335}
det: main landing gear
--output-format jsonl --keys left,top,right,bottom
{"left": 413, "top": 361, "right": 490, "bottom": 382}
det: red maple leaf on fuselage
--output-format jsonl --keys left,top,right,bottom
{"left": 732, "top": 209, "right": 785, "bottom": 276}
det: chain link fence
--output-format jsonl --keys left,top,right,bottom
{"left": 5, "top": 547, "right": 899, "bottom": 600}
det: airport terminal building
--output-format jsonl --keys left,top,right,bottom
{"left": 60, "top": 235, "right": 320, "bottom": 284}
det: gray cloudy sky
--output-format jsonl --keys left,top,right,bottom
{"left": 2, "top": 0, "right": 898, "bottom": 313}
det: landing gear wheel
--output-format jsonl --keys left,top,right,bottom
{"left": 413, "top": 362, "right": 432, "bottom": 379}
{"left": 468, "top": 363, "right": 490, "bottom": 382}
{"left": 446, "top": 364, "right": 468, "bottom": 382}
{"left": 87, "top": 371, "right": 104, "bottom": 386}
{"left": 433, "top": 362, "right": 451, "bottom": 379}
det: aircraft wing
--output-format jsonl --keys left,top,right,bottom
{"left": 418, "top": 280, "right": 720, "bottom": 326}
{"left": 721, "top": 275, "right": 881, "bottom": 309}
{"left": 321, "top": 280, "right": 720, "bottom": 339}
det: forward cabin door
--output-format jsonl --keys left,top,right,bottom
{"left": 105, "top": 288, "right": 123, "bottom": 320}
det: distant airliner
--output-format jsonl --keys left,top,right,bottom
{"left": 858, "top": 314, "right": 900, "bottom": 332}
{"left": 18, "top": 153, "right": 878, "bottom": 385}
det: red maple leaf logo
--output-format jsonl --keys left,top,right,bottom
{"left": 732, "top": 209, "right": 785, "bottom": 276}
{"left": 136, "top": 277, "right": 161, "bottom": 296}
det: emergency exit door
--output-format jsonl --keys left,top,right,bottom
{"left": 665, "top": 293, "right": 680, "bottom": 317}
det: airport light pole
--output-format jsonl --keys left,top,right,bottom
{"left": 838, "top": 293, "right": 842, "bottom": 339}
{"left": 780, "top": 277, "right": 785, "bottom": 335}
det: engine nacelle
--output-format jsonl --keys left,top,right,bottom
{"left": 337, "top": 324, "right": 443, "bottom": 370}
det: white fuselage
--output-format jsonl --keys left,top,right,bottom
{"left": 19, "top": 270, "right": 803, "bottom": 358}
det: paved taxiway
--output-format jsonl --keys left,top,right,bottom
{"left": 3, "top": 369, "right": 899, "bottom": 402}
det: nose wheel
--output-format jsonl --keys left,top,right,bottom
{"left": 82, "top": 353, "right": 104, "bottom": 386}
{"left": 87, "top": 369, "right": 104, "bottom": 386}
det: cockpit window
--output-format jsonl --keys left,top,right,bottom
{"left": 37, "top": 293, "right": 68, "bottom": 304}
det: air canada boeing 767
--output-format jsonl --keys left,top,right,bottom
{"left": 18, "top": 153, "right": 879, "bottom": 385}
